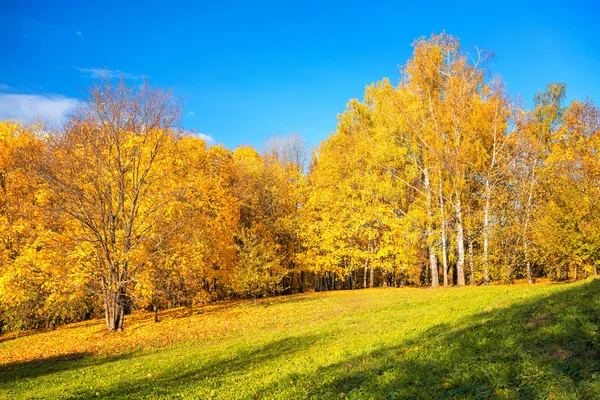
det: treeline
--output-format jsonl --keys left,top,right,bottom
{"left": 1, "top": 33, "right": 599, "bottom": 333}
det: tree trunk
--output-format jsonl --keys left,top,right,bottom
{"left": 523, "top": 160, "right": 537, "bottom": 285}
{"left": 560, "top": 266, "right": 569, "bottom": 281}
{"left": 101, "top": 266, "right": 126, "bottom": 333}
{"left": 468, "top": 237, "right": 475, "bottom": 285}
{"left": 369, "top": 265, "right": 375, "bottom": 288}
{"left": 420, "top": 263, "right": 427, "bottom": 286}
{"left": 424, "top": 168, "right": 439, "bottom": 288}
{"left": 429, "top": 246, "right": 438, "bottom": 288}
{"left": 103, "top": 289, "right": 124, "bottom": 333}
{"left": 526, "top": 259, "right": 533, "bottom": 284}
{"left": 455, "top": 197, "right": 466, "bottom": 286}
{"left": 439, "top": 179, "right": 449, "bottom": 288}
{"left": 153, "top": 303, "right": 159, "bottom": 323}
{"left": 483, "top": 180, "right": 491, "bottom": 285}
{"left": 363, "top": 259, "right": 369, "bottom": 289}
{"left": 573, "top": 264, "right": 578, "bottom": 281}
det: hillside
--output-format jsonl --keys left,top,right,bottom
{"left": 2, "top": 279, "right": 600, "bottom": 399}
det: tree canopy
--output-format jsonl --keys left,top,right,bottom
{"left": 1, "top": 34, "right": 599, "bottom": 333}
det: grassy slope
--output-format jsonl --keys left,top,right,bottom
{"left": 1, "top": 279, "right": 600, "bottom": 399}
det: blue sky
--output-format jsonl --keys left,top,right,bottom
{"left": 1, "top": 0, "right": 598, "bottom": 150}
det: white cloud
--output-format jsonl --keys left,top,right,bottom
{"left": 186, "top": 110, "right": 195, "bottom": 116}
{"left": 187, "top": 132, "right": 215, "bottom": 145}
{"left": 75, "top": 67, "right": 140, "bottom": 80}
{"left": 196, "top": 133, "right": 215, "bottom": 145}
{"left": 0, "top": 83, "right": 12, "bottom": 91}
{"left": 0, "top": 93, "right": 79, "bottom": 125}
{"left": 76, "top": 31, "right": 83, "bottom": 38}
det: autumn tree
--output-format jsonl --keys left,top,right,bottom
{"left": 471, "top": 78, "right": 513, "bottom": 284}
{"left": 0, "top": 121, "right": 92, "bottom": 333}
{"left": 38, "top": 80, "right": 182, "bottom": 332}
{"left": 536, "top": 98, "right": 600, "bottom": 280}
{"left": 3, "top": 33, "right": 600, "bottom": 334}
{"left": 301, "top": 107, "right": 375, "bottom": 288}
{"left": 133, "top": 138, "right": 239, "bottom": 321}
{"left": 515, "top": 83, "right": 566, "bottom": 282}
{"left": 301, "top": 91, "right": 420, "bottom": 289}
{"left": 230, "top": 146, "right": 296, "bottom": 299}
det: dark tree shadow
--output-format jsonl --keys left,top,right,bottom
{"left": 0, "top": 352, "right": 131, "bottom": 387}
{"left": 3, "top": 280, "right": 600, "bottom": 399}
{"left": 64, "top": 334, "right": 323, "bottom": 399}
{"left": 262, "top": 279, "right": 600, "bottom": 399}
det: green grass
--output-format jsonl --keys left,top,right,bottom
{"left": 2, "top": 279, "right": 600, "bottom": 399}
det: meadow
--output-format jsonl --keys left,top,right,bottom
{"left": 1, "top": 279, "right": 599, "bottom": 399}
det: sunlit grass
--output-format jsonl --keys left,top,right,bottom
{"left": 2, "top": 279, "right": 600, "bottom": 399}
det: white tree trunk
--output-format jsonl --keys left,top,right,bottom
{"left": 523, "top": 160, "right": 537, "bottom": 285}
{"left": 468, "top": 237, "right": 475, "bottom": 285}
{"left": 483, "top": 179, "right": 491, "bottom": 285}
{"left": 439, "top": 179, "right": 449, "bottom": 288}
{"left": 424, "top": 168, "right": 439, "bottom": 288}
{"left": 455, "top": 197, "right": 466, "bottom": 286}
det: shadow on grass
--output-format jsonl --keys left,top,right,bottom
{"left": 66, "top": 334, "right": 323, "bottom": 399}
{"left": 270, "top": 278, "right": 600, "bottom": 399}
{"left": 4, "top": 280, "right": 600, "bottom": 399}
{"left": 0, "top": 352, "right": 131, "bottom": 388}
